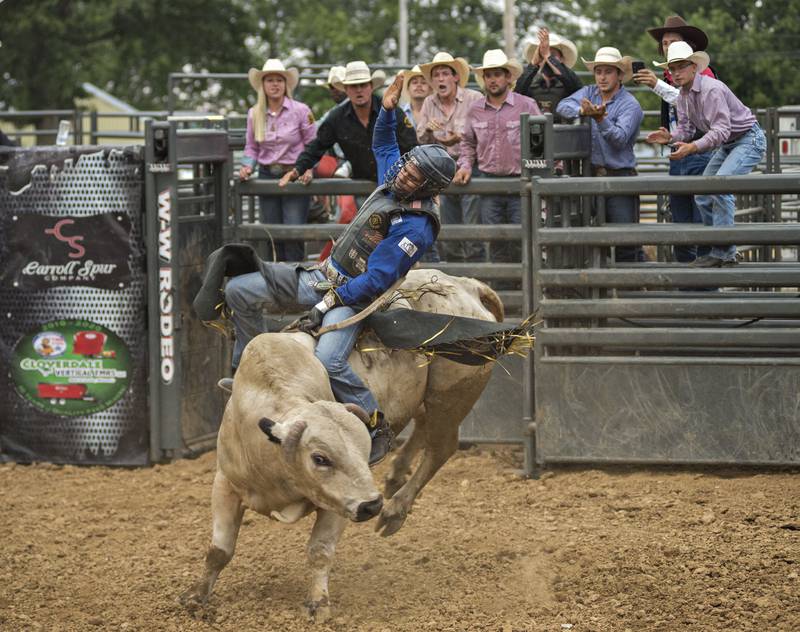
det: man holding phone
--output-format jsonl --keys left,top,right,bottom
{"left": 645, "top": 42, "right": 765, "bottom": 267}
{"left": 633, "top": 16, "right": 716, "bottom": 263}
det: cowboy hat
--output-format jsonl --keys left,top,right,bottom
{"left": 647, "top": 15, "right": 708, "bottom": 54}
{"left": 524, "top": 33, "right": 579, "bottom": 69}
{"left": 419, "top": 52, "right": 470, "bottom": 87}
{"left": 581, "top": 47, "right": 633, "bottom": 83}
{"left": 653, "top": 41, "right": 710, "bottom": 74}
{"left": 472, "top": 49, "right": 523, "bottom": 88}
{"left": 402, "top": 65, "right": 427, "bottom": 95}
{"left": 331, "top": 61, "right": 386, "bottom": 91}
{"left": 315, "top": 65, "right": 346, "bottom": 88}
{"left": 248, "top": 59, "right": 300, "bottom": 95}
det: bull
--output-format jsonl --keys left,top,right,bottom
{"left": 181, "top": 269, "right": 504, "bottom": 620}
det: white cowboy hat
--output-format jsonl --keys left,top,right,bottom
{"left": 524, "top": 33, "right": 579, "bottom": 69}
{"left": 419, "top": 52, "right": 470, "bottom": 87}
{"left": 331, "top": 61, "right": 386, "bottom": 91}
{"left": 472, "top": 49, "right": 523, "bottom": 88}
{"left": 402, "top": 65, "right": 427, "bottom": 94}
{"left": 248, "top": 59, "right": 300, "bottom": 95}
{"left": 653, "top": 40, "right": 710, "bottom": 74}
{"left": 315, "top": 65, "right": 346, "bottom": 87}
{"left": 581, "top": 47, "right": 633, "bottom": 83}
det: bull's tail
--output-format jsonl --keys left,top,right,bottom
{"left": 477, "top": 283, "right": 504, "bottom": 323}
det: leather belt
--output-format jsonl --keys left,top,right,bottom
{"left": 724, "top": 128, "right": 750, "bottom": 145}
{"left": 262, "top": 163, "right": 294, "bottom": 176}
{"left": 324, "top": 261, "right": 350, "bottom": 287}
{"left": 591, "top": 165, "right": 637, "bottom": 177}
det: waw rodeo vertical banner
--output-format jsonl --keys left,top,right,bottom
{"left": 0, "top": 146, "right": 149, "bottom": 465}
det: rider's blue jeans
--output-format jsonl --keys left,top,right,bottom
{"left": 225, "top": 269, "right": 379, "bottom": 413}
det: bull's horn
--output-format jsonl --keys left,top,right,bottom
{"left": 282, "top": 420, "right": 307, "bottom": 459}
{"left": 344, "top": 403, "right": 371, "bottom": 427}
{"left": 258, "top": 417, "right": 282, "bottom": 444}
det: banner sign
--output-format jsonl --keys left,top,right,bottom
{"left": 1, "top": 212, "right": 132, "bottom": 290}
{"left": 11, "top": 319, "right": 131, "bottom": 417}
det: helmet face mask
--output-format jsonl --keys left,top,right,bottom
{"left": 385, "top": 145, "right": 456, "bottom": 201}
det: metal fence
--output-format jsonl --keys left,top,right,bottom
{"left": 522, "top": 173, "right": 800, "bottom": 474}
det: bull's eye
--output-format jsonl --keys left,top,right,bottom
{"left": 311, "top": 453, "right": 333, "bottom": 467}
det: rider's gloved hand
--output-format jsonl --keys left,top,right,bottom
{"left": 297, "top": 306, "right": 325, "bottom": 334}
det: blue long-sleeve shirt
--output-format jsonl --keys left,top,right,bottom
{"left": 556, "top": 85, "right": 643, "bottom": 169}
{"left": 332, "top": 107, "right": 436, "bottom": 305}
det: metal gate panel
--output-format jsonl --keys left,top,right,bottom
{"left": 536, "top": 358, "right": 800, "bottom": 465}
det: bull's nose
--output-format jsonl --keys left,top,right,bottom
{"left": 355, "top": 496, "right": 383, "bottom": 522}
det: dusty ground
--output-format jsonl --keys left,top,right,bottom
{"left": 1, "top": 447, "right": 798, "bottom": 632}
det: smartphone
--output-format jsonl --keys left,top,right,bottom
{"left": 631, "top": 60, "right": 645, "bottom": 74}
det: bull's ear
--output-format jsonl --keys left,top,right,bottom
{"left": 258, "top": 417, "right": 282, "bottom": 444}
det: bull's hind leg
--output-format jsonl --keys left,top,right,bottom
{"left": 305, "top": 509, "right": 348, "bottom": 622}
{"left": 376, "top": 370, "right": 491, "bottom": 537}
{"left": 180, "top": 471, "right": 245, "bottom": 605}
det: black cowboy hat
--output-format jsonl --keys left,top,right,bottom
{"left": 647, "top": 15, "right": 709, "bottom": 55}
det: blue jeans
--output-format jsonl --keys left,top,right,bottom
{"left": 224, "top": 269, "right": 379, "bottom": 413}
{"left": 668, "top": 150, "right": 713, "bottom": 262}
{"left": 694, "top": 124, "right": 767, "bottom": 261}
{"left": 481, "top": 193, "right": 521, "bottom": 265}
{"left": 258, "top": 167, "right": 310, "bottom": 263}
{"left": 440, "top": 188, "right": 484, "bottom": 262}
{"left": 602, "top": 193, "right": 643, "bottom": 263}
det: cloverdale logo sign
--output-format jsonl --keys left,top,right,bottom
{"left": 2, "top": 212, "right": 133, "bottom": 290}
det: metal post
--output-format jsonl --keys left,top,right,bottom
{"left": 399, "top": 0, "right": 409, "bottom": 66}
{"left": 90, "top": 110, "right": 98, "bottom": 145}
{"left": 523, "top": 183, "right": 542, "bottom": 477}
{"left": 503, "top": 0, "right": 515, "bottom": 58}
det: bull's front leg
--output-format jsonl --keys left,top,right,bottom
{"left": 305, "top": 508, "right": 348, "bottom": 623}
{"left": 180, "top": 471, "right": 245, "bottom": 606}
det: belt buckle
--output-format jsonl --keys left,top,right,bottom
{"left": 595, "top": 166, "right": 608, "bottom": 177}
{"left": 268, "top": 164, "right": 285, "bottom": 176}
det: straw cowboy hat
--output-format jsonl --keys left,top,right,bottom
{"left": 331, "top": 61, "right": 386, "bottom": 91}
{"left": 653, "top": 41, "right": 710, "bottom": 74}
{"left": 647, "top": 15, "right": 709, "bottom": 54}
{"left": 582, "top": 47, "right": 633, "bottom": 83}
{"left": 248, "top": 59, "right": 300, "bottom": 95}
{"left": 419, "top": 52, "right": 470, "bottom": 87}
{"left": 402, "top": 65, "right": 427, "bottom": 94}
{"left": 524, "top": 33, "right": 579, "bottom": 69}
{"left": 315, "top": 65, "right": 346, "bottom": 88}
{"left": 472, "top": 49, "right": 523, "bottom": 88}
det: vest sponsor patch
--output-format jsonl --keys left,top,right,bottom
{"left": 397, "top": 237, "right": 418, "bottom": 257}
{"left": 391, "top": 215, "right": 403, "bottom": 225}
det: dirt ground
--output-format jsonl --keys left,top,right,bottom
{"left": 1, "top": 447, "right": 798, "bottom": 632}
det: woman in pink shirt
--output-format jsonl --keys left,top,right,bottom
{"left": 241, "top": 59, "right": 316, "bottom": 262}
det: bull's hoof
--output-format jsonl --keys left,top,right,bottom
{"left": 374, "top": 498, "right": 408, "bottom": 537}
{"left": 179, "top": 580, "right": 211, "bottom": 608}
{"left": 305, "top": 598, "right": 331, "bottom": 623}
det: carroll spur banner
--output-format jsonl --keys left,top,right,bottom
{"left": 0, "top": 146, "right": 148, "bottom": 465}
{"left": 1, "top": 212, "right": 132, "bottom": 290}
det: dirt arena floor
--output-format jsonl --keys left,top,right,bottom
{"left": 1, "top": 446, "right": 798, "bottom": 631}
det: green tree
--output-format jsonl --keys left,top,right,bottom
{"left": 575, "top": 0, "right": 800, "bottom": 108}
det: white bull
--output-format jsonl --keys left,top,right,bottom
{"left": 181, "top": 269, "right": 504, "bottom": 619}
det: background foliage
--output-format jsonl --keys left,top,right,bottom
{"left": 1, "top": 0, "right": 797, "bottom": 118}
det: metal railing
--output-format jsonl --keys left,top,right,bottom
{"left": 521, "top": 172, "right": 800, "bottom": 474}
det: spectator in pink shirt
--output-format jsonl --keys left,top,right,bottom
{"left": 417, "top": 52, "right": 484, "bottom": 262}
{"left": 240, "top": 59, "right": 316, "bottom": 262}
{"left": 455, "top": 50, "right": 541, "bottom": 283}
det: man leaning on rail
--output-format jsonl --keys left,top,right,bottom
{"left": 221, "top": 73, "right": 456, "bottom": 466}
{"left": 645, "top": 42, "right": 766, "bottom": 267}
